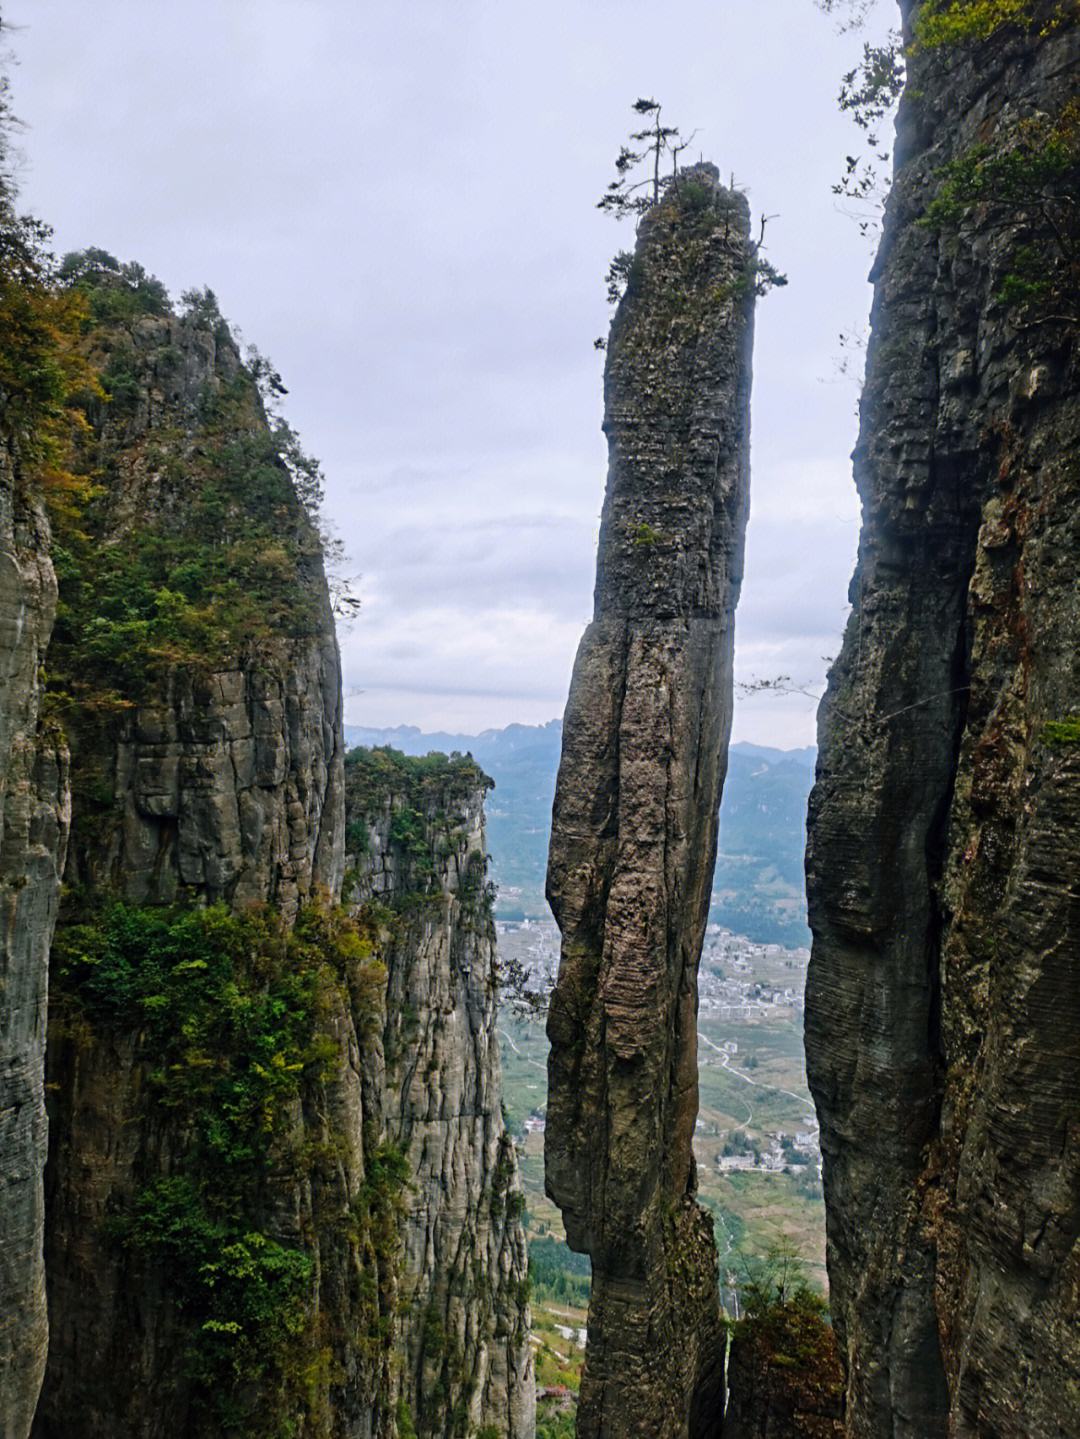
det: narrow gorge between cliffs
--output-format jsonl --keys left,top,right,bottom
{"left": 2, "top": 3, "right": 1079, "bottom": 1437}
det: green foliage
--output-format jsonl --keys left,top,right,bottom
{"left": 598, "top": 97, "right": 689, "bottom": 222}
{"left": 344, "top": 747, "right": 493, "bottom": 908}
{"left": 390, "top": 806, "right": 436, "bottom": 868}
{"left": 593, "top": 97, "right": 784, "bottom": 317}
{"left": 528, "top": 1237, "right": 591, "bottom": 1310}
{"left": 838, "top": 38, "right": 904, "bottom": 130}
{"left": 345, "top": 745, "right": 492, "bottom": 807}
{"left": 922, "top": 100, "right": 1080, "bottom": 323}
{"left": 59, "top": 248, "right": 171, "bottom": 322}
{"left": 25, "top": 252, "right": 336, "bottom": 735}
{"left": 55, "top": 901, "right": 375, "bottom": 1164}
{"left": 728, "top": 1243, "right": 842, "bottom": 1419}
{"left": 631, "top": 519, "right": 666, "bottom": 548}
{"left": 1044, "top": 717, "right": 1080, "bottom": 745}
{"left": 395, "top": 1398, "right": 418, "bottom": 1438}
{"left": 604, "top": 249, "right": 641, "bottom": 305}
{"left": 0, "top": 188, "right": 99, "bottom": 486}
{"left": 488, "top": 1133, "right": 519, "bottom": 1219}
{"left": 54, "top": 898, "right": 391, "bottom": 1434}
{"left": 117, "top": 1178, "right": 313, "bottom": 1415}
{"left": 536, "top": 1411, "right": 577, "bottom": 1439}
{"left": 913, "top": 0, "right": 1048, "bottom": 48}
{"left": 45, "top": 330, "right": 326, "bottom": 717}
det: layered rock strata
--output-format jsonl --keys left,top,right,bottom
{"left": 0, "top": 441, "right": 69, "bottom": 1439}
{"left": 34, "top": 286, "right": 351, "bottom": 1436}
{"left": 544, "top": 164, "right": 755, "bottom": 1438}
{"left": 805, "top": 5, "right": 1080, "bottom": 1436}
{"left": 344, "top": 747, "right": 534, "bottom": 1439}
{"left": 23, "top": 268, "right": 532, "bottom": 1438}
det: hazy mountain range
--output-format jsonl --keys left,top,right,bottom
{"left": 344, "top": 722, "right": 815, "bottom": 947}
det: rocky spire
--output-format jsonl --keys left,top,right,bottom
{"left": 544, "top": 163, "right": 755, "bottom": 1438}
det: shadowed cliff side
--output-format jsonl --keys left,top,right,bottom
{"left": 544, "top": 163, "right": 755, "bottom": 1438}
{"left": 0, "top": 83, "right": 82, "bottom": 1431}
{"left": 806, "top": 3, "right": 1080, "bottom": 1435}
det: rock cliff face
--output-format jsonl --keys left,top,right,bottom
{"left": 20, "top": 265, "right": 531, "bottom": 1438}
{"left": 34, "top": 279, "right": 354, "bottom": 1437}
{"left": 0, "top": 441, "right": 69, "bottom": 1439}
{"left": 805, "top": 5, "right": 1080, "bottom": 1436}
{"left": 544, "top": 164, "right": 755, "bottom": 1438}
{"left": 343, "top": 747, "right": 534, "bottom": 1439}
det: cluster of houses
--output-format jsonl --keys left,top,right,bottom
{"left": 697, "top": 927, "right": 810, "bottom": 1018}
{"left": 715, "top": 1127, "right": 820, "bottom": 1175}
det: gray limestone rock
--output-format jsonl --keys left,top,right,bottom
{"left": 805, "top": 5, "right": 1080, "bottom": 1435}
{"left": 544, "top": 164, "right": 755, "bottom": 1438}
{"left": 344, "top": 749, "right": 535, "bottom": 1439}
{"left": 0, "top": 442, "right": 69, "bottom": 1439}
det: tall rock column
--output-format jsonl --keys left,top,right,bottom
{"left": 343, "top": 747, "right": 535, "bottom": 1439}
{"left": 805, "top": 4, "right": 1080, "bottom": 1436}
{"left": 0, "top": 442, "right": 69, "bottom": 1439}
{"left": 544, "top": 164, "right": 755, "bottom": 1439}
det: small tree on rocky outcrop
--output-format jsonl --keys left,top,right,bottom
{"left": 597, "top": 97, "right": 694, "bottom": 222}
{"left": 594, "top": 98, "right": 786, "bottom": 342}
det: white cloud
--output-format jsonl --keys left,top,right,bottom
{"left": 7, "top": 0, "right": 883, "bottom": 747}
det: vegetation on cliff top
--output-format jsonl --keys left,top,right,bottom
{"left": 728, "top": 1245, "right": 844, "bottom": 1431}
{"left": 0, "top": 101, "right": 99, "bottom": 511}
{"left": 345, "top": 744, "right": 492, "bottom": 815}
{"left": 43, "top": 251, "right": 333, "bottom": 726}
{"left": 914, "top": 0, "right": 1077, "bottom": 48}
{"left": 594, "top": 97, "right": 785, "bottom": 343}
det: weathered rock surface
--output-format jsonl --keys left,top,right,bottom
{"left": 34, "top": 297, "right": 351, "bottom": 1436}
{"left": 805, "top": 6, "right": 1080, "bottom": 1436}
{"left": 23, "top": 282, "right": 531, "bottom": 1438}
{"left": 0, "top": 442, "right": 69, "bottom": 1439}
{"left": 544, "top": 164, "right": 755, "bottom": 1438}
{"left": 344, "top": 748, "right": 535, "bottom": 1439}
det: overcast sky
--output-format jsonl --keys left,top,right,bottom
{"left": 6, "top": 0, "right": 891, "bottom": 747}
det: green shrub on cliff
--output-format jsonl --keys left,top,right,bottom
{"left": 0, "top": 170, "right": 100, "bottom": 517}
{"left": 728, "top": 1246, "right": 844, "bottom": 1430}
{"left": 915, "top": 0, "right": 1035, "bottom": 45}
{"left": 1044, "top": 717, "right": 1080, "bottom": 745}
{"left": 923, "top": 99, "right": 1080, "bottom": 325}
{"left": 914, "top": 0, "right": 1077, "bottom": 48}
{"left": 53, "top": 898, "right": 400, "bottom": 1435}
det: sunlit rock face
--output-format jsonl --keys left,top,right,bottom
{"left": 544, "top": 163, "right": 755, "bottom": 1439}
{"left": 806, "top": 4, "right": 1080, "bottom": 1436}
{"left": 0, "top": 440, "right": 70, "bottom": 1439}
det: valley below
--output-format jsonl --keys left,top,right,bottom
{"left": 495, "top": 918, "right": 824, "bottom": 1432}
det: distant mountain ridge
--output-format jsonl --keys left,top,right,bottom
{"left": 344, "top": 721, "right": 815, "bottom": 946}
